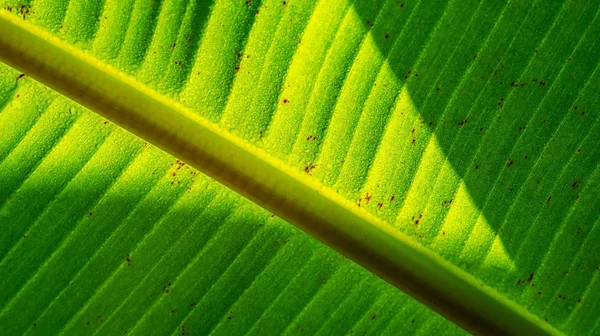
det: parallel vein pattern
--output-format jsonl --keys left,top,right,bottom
{"left": 0, "top": 0, "right": 598, "bottom": 334}
{"left": 0, "top": 67, "right": 461, "bottom": 335}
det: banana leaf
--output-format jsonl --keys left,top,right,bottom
{"left": 0, "top": 0, "right": 599, "bottom": 334}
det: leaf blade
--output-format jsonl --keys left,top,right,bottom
{"left": 0, "top": 8, "right": 558, "bottom": 335}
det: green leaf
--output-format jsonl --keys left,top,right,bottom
{"left": 0, "top": 65, "right": 461, "bottom": 336}
{"left": 0, "top": 0, "right": 598, "bottom": 334}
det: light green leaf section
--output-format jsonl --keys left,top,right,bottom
{"left": 0, "top": 0, "right": 599, "bottom": 334}
{"left": 0, "top": 64, "right": 461, "bottom": 336}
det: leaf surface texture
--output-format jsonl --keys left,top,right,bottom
{"left": 1, "top": 0, "right": 599, "bottom": 334}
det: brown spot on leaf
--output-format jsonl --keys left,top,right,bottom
{"left": 412, "top": 214, "right": 423, "bottom": 226}
{"left": 304, "top": 163, "right": 317, "bottom": 175}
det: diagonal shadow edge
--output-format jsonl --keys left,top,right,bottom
{"left": 0, "top": 9, "right": 559, "bottom": 336}
{"left": 352, "top": 0, "right": 600, "bottom": 302}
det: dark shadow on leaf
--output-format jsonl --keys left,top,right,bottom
{"left": 352, "top": 0, "right": 600, "bottom": 311}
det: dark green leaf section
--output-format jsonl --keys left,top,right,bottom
{"left": 1, "top": 0, "right": 600, "bottom": 334}
{"left": 0, "top": 65, "right": 461, "bottom": 335}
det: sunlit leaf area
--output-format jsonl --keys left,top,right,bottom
{"left": 0, "top": 0, "right": 599, "bottom": 335}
